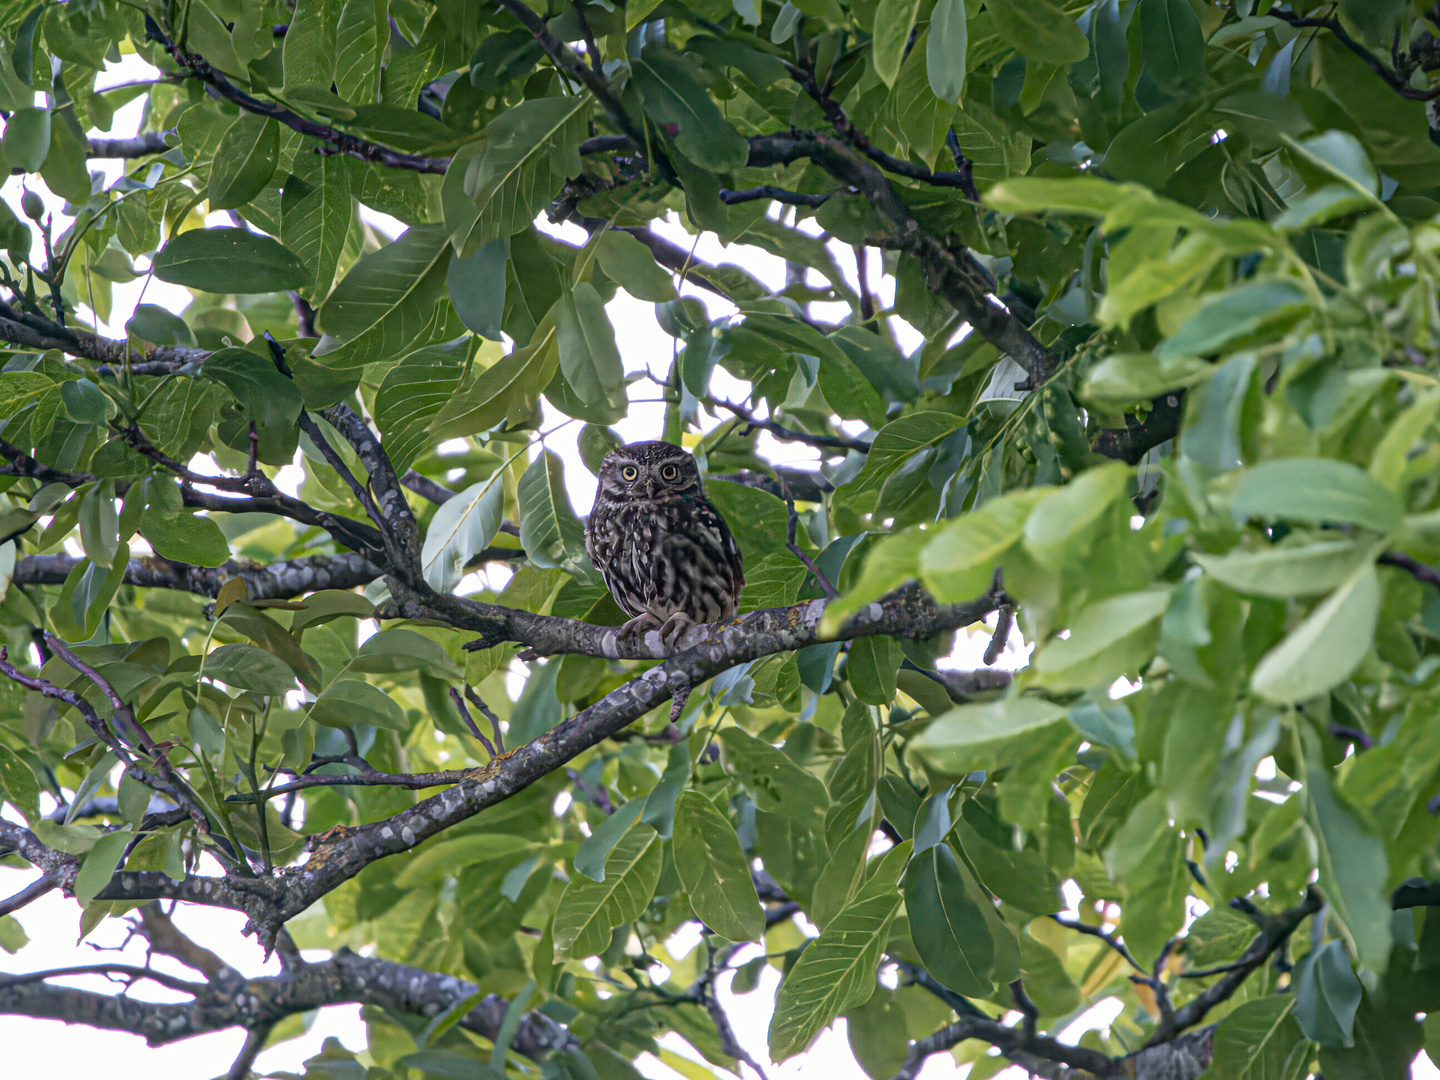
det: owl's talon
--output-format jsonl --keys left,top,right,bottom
{"left": 619, "top": 612, "right": 662, "bottom": 637}
{"left": 659, "top": 612, "right": 697, "bottom": 652}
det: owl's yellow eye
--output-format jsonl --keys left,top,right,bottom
{"left": 661, "top": 464, "right": 679, "bottom": 481}
{"left": 621, "top": 466, "right": 638, "bottom": 481}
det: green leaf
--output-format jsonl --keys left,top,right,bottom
{"left": 1302, "top": 726, "right": 1391, "bottom": 970}
{"left": 925, "top": 0, "right": 967, "bottom": 103}
{"left": 4, "top": 108, "right": 50, "bottom": 171}
{"left": 140, "top": 508, "right": 231, "bottom": 567}
{"left": 633, "top": 49, "right": 749, "bottom": 170}
{"left": 40, "top": 103, "right": 91, "bottom": 203}
{"left": 443, "top": 97, "right": 587, "bottom": 257}
{"left": 421, "top": 473, "right": 505, "bottom": 592}
{"left": 204, "top": 347, "right": 305, "bottom": 433}
{"left": 209, "top": 113, "right": 279, "bottom": 210}
{"left": 203, "top": 643, "right": 298, "bottom": 696}
{"left": 872, "top": 0, "right": 923, "bottom": 87}
{"left": 718, "top": 727, "right": 829, "bottom": 822}
{"left": 1032, "top": 588, "right": 1170, "bottom": 691}
{"left": 575, "top": 800, "right": 645, "bottom": 882}
{"left": 552, "top": 821, "right": 662, "bottom": 959}
{"left": 846, "top": 636, "right": 902, "bottom": 706}
{"left": 517, "top": 450, "right": 590, "bottom": 575}
{"left": 840, "top": 414, "right": 964, "bottom": 515}
{"left": 595, "top": 230, "right": 676, "bottom": 302}
{"left": 334, "top": 0, "right": 383, "bottom": 102}
{"left": 447, "top": 236, "right": 508, "bottom": 339}
{"left": 281, "top": 150, "right": 352, "bottom": 301}
{"left": 0, "top": 743, "right": 40, "bottom": 823}
{"left": 673, "top": 791, "right": 765, "bottom": 942}
{"left": 908, "top": 698, "right": 1069, "bottom": 775}
{"left": 1139, "top": 0, "right": 1206, "bottom": 95}
{"left": 315, "top": 223, "right": 452, "bottom": 358}
{"left": 903, "top": 841, "right": 994, "bottom": 995}
{"left": 375, "top": 340, "right": 468, "bottom": 479}
{"left": 431, "top": 327, "right": 558, "bottom": 438}
{"left": 1198, "top": 997, "right": 1310, "bottom": 1080}
{"left": 128, "top": 304, "right": 198, "bottom": 348}
{"left": 1231, "top": 459, "right": 1404, "bottom": 534}
{"left": 1292, "top": 940, "right": 1362, "bottom": 1048}
{"left": 310, "top": 678, "right": 408, "bottom": 730}
{"left": 768, "top": 841, "right": 912, "bottom": 1061}
{"left": 919, "top": 488, "right": 1049, "bottom": 603}
{"left": 74, "top": 829, "right": 131, "bottom": 908}
{"left": 153, "top": 228, "right": 306, "bottom": 293}
{"left": 1022, "top": 462, "right": 1130, "bottom": 558}
{"left": 1155, "top": 279, "right": 1311, "bottom": 365}
{"left": 988, "top": 0, "right": 1090, "bottom": 66}
{"left": 283, "top": 0, "right": 340, "bottom": 90}
{"left": 78, "top": 483, "right": 118, "bottom": 567}
{"left": 1192, "top": 539, "right": 1367, "bottom": 599}
{"left": 555, "top": 282, "right": 626, "bottom": 408}
{"left": 1250, "top": 560, "right": 1379, "bottom": 703}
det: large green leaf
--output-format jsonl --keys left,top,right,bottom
{"left": 1032, "top": 588, "right": 1172, "bottom": 691}
{"left": 152, "top": 228, "right": 306, "bottom": 293}
{"left": 314, "top": 223, "right": 453, "bottom": 363}
{"left": 673, "top": 791, "right": 765, "bottom": 942}
{"left": 632, "top": 49, "right": 748, "bottom": 170}
{"left": 517, "top": 450, "right": 590, "bottom": 577}
{"left": 209, "top": 113, "right": 279, "bottom": 210}
{"left": 768, "top": 842, "right": 912, "bottom": 1061}
{"left": 421, "top": 472, "right": 506, "bottom": 592}
{"left": 281, "top": 150, "right": 351, "bottom": 301}
{"left": 903, "top": 841, "right": 994, "bottom": 996}
{"left": 1230, "top": 459, "right": 1404, "bottom": 534}
{"left": 988, "top": 0, "right": 1089, "bottom": 66}
{"left": 374, "top": 338, "right": 469, "bottom": 478}
{"left": 444, "top": 96, "right": 587, "bottom": 257}
{"left": 552, "top": 821, "right": 662, "bottom": 959}
{"left": 1197, "top": 997, "right": 1311, "bottom": 1080}
{"left": 1250, "top": 561, "right": 1379, "bottom": 703}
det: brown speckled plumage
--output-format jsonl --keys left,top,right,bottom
{"left": 585, "top": 441, "right": 744, "bottom": 646}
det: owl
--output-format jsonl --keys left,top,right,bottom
{"left": 585, "top": 441, "right": 745, "bottom": 649}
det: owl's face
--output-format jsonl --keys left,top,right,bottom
{"left": 596, "top": 441, "right": 703, "bottom": 502}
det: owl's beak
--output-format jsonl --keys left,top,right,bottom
{"left": 646, "top": 479, "right": 657, "bottom": 498}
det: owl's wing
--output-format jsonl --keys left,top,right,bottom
{"left": 694, "top": 500, "right": 744, "bottom": 598}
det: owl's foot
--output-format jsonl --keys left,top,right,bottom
{"left": 659, "top": 611, "right": 697, "bottom": 652}
{"left": 619, "top": 612, "right": 662, "bottom": 637}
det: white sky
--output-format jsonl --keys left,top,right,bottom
{"left": 2, "top": 49, "right": 1434, "bottom": 1080}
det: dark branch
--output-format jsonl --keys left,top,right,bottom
{"left": 713, "top": 399, "right": 872, "bottom": 453}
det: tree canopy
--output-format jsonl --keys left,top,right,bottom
{"left": 3, "top": 0, "right": 1440, "bottom": 1078}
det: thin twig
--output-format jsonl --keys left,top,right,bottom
{"left": 779, "top": 478, "right": 837, "bottom": 599}
{"left": 712, "top": 399, "right": 872, "bottom": 453}
{"left": 1049, "top": 913, "right": 1147, "bottom": 975}
{"left": 449, "top": 687, "right": 496, "bottom": 758}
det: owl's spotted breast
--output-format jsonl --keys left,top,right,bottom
{"left": 585, "top": 442, "right": 744, "bottom": 647}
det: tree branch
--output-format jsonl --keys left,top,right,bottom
{"left": 14, "top": 552, "right": 384, "bottom": 600}
{"left": 144, "top": 17, "right": 451, "bottom": 173}
{"left": 713, "top": 399, "right": 873, "bottom": 453}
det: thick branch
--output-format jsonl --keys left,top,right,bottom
{"left": 237, "top": 584, "right": 999, "bottom": 944}
{"left": 0, "top": 933, "right": 574, "bottom": 1061}
{"left": 14, "top": 552, "right": 383, "bottom": 600}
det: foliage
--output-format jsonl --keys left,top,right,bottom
{"left": 1, "top": 1, "right": 1440, "bottom": 1079}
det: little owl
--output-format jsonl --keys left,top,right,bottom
{"left": 585, "top": 441, "right": 744, "bottom": 649}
